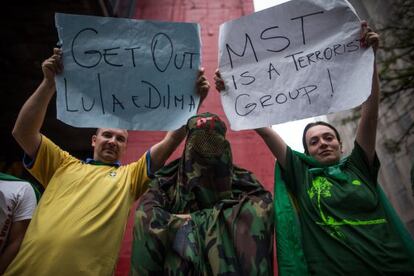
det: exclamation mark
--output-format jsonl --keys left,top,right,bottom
{"left": 327, "top": 68, "right": 335, "bottom": 97}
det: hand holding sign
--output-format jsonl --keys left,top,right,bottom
{"left": 55, "top": 13, "right": 202, "bottom": 130}
{"left": 42, "top": 48, "right": 63, "bottom": 83}
{"left": 218, "top": 0, "right": 375, "bottom": 130}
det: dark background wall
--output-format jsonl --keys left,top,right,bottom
{"left": 0, "top": 1, "right": 107, "bottom": 179}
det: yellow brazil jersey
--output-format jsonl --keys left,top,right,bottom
{"left": 5, "top": 135, "right": 149, "bottom": 276}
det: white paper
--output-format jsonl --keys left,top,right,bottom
{"left": 218, "top": 0, "right": 374, "bottom": 130}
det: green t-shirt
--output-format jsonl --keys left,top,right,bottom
{"left": 282, "top": 142, "right": 414, "bottom": 275}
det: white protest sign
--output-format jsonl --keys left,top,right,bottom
{"left": 218, "top": 0, "right": 374, "bottom": 130}
{"left": 55, "top": 13, "right": 201, "bottom": 130}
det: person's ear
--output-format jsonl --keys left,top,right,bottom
{"left": 91, "top": 135, "right": 97, "bottom": 147}
{"left": 340, "top": 142, "right": 344, "bottom": 154}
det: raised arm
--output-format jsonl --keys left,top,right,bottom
{"left": 255, "top": 127, "right": 288, "bottom": 168}
{"left": 12, "top": 48, "right": 63, "bottom": 158}
{"left": 149, "top": 68, "right": 210, "bottom": 172}
{"left": 213, "top": 70, "right": 288, "bottom": 168}
{"left": 355, "top": 22, "right": 380, "bottom": 166}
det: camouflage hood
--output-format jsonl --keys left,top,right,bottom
{"left": 131, "top": 113, "right": 274, "bottom": 276}
{"left": 173, "top": 112, "right": 233, "bottom": 211}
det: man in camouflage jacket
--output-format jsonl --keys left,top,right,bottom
{"left": 131, "top": 113, "right": 274, "bottom": 275}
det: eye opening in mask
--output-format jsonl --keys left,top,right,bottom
{"left": 186, "top": 129, "right": 227, "bottom": 157}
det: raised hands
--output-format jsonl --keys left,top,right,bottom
{"left": 360, "top": 21, "right": 379, "bottom": 54}
{"left": 196, "top": 68, "right": 210, "bottom": 105}
{"left": 213, "top": 69, "right": 225, "bottom": 92}
{"left": 41, "top": 48, "right": 63, "bottom": 84}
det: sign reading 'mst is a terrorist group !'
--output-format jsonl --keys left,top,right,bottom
{"left": 218, "top": 0, "right": 375, "bottom": 131}
{"left": 55, "top": 13, "right": 201, "bottom": 130}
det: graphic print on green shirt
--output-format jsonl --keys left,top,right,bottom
{"left": 308, "top": 176, "right": 387, "bottom": 240}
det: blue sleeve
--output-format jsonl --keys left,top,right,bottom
{"left": 146, "top": 150, "right": 154, "bottom": 179}
{"left": 23, "top": 153, "right": 36, "bottom": 169}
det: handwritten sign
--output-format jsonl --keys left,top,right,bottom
{"left": 55, "top": 13, "right": 201, "bottom": 130}
{"left": 218, "top": 0, "right": 374, "bottom": 130}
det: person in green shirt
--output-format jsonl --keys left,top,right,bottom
{"left": 215, "top": 22, "right": 414, "bottom": 275}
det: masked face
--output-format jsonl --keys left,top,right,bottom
{"left": 185, "top": 113, "right": 229, "bottom": 162}
{"left": 182, "top": 113, "right": 233, "bottom": 209}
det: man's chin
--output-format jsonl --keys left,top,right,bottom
{"left": 103, "top": 150, "right": 118, "bottom": 156}
{"left": 101, "top": 153, "right": 118, "bottom": 163}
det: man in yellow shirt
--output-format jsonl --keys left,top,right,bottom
{"left": 6, "top": 48, "right": 209, "bottom": 275}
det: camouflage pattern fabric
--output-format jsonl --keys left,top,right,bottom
{"left": 131, "top": 113, "right": 274, "bottom": 276}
